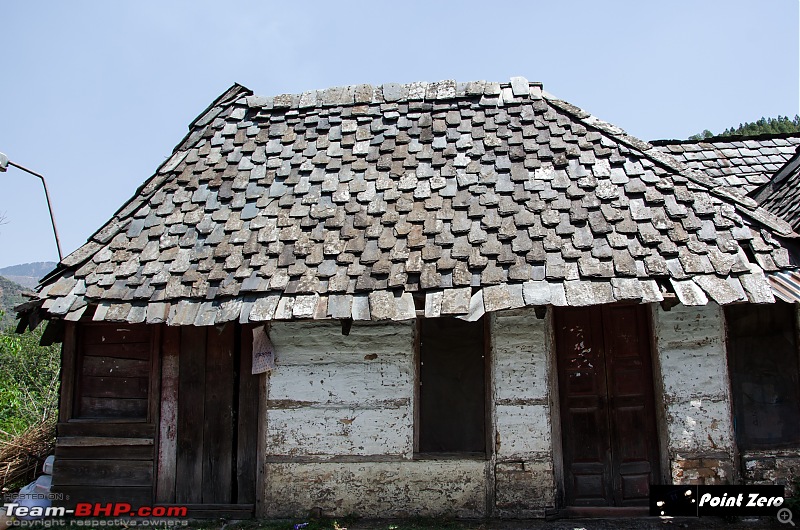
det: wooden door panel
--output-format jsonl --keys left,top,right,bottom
{"left": 557, "top": 304, "right": 659, "bottom": 507}
{"left": 571, "top": 470, "right": 608, "bottom": 505}
{"left": 566, "top": 407, "right": 606, "bottom": 462}
{"left": 556, "top": 307, "right": 611, "bottom": 505}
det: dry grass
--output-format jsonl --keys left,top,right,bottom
{"left": 0, "top": 419, "right": 55, "bottom": 492}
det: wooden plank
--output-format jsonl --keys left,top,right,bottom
{"left": 52, "top": 486, "right": 151, "bottom": 507}
{"left": 56, "top": 445, "right": 154, "bottom": 460}
{"left": 148, "top": 324, "right": 162, "bottom": 501}
{"left": 58, "top": 436, "right": 153, "bottom": 446}
{"left": 80, "top": 376, "right": 148, "bottom": 399}
{"left": 237, "top": 324, "right": 258, "bottom": 504}
{"left": 81, "top": 325, "right": 151, "bottom": 345}
{"left": 57, "top": 423, "right": 155, "bottom": 438}
{"left": 255, "top": 370, "right": 268, "bottom": 518}
{"left": 59, "top": 323, "right": 77, "bottom": 422}
{"left": 52, "top": 459, "right": 153, "bottom": 487}
{"left": 82, "top": 342, "right": 151, "bottom": 359}
{"left": 79, "top": 397, "right": 148, "bottom": 419}
{"left": 181, "top": 505, "right": 254, "bottom": 519}
{"left": 157, "top": 325, "right": 180, "bottom": 503}
{"left": 203, "top": 323, "right": 235, "bottom": 503}
{"left": 176, "top": 326, "right": 206, "bottom": 504}
{"left": 151, "top": 504, "right": 254, "bottom": 519}
{"left": 81, "top": 356, "right": 150, "bottom": 377}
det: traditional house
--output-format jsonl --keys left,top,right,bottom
{"left": 20, "top": 78, "right": 800, "bottom": 519}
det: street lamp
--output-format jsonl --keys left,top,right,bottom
{"left": 0, "top": 152, "right": 64, "bottom": 262}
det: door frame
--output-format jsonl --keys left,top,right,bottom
{"left": 549, "top": 302, "right": 668, "bottom": 510}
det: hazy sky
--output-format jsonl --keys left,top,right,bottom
{"left": 0, "top": 1, "right": 798, "bottom": 269}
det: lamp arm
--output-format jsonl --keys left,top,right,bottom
{"left": 8, "top": 160, "right": 64, "bottom": 262}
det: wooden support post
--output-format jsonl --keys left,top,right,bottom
{"left": 156, "top": 326, "right": 180, "bottom": 503}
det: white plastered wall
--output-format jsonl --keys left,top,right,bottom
{"left": 652, "top": 302, "right": 736, "bottom": 484}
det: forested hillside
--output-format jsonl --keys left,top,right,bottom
{"left": 0, "top": 276, "right": 27, "bottom": 330}
{"left": 690, "top": 115, "right": 800, "bottom": 140}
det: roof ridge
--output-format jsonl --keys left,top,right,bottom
{"left": 543, "top": 93, "right": 797, "bottom": 237}
{"left": 652, "top": 131, "right": 800, "bottom": 146}
{"left": 239, "top": 77, "right": 545, "bottom": 111}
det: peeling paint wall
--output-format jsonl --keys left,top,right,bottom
{"left": 263, "top": 461, "right": 487, "bottom": 518}
{"left": 653, "top": 303, "right": 736, "bottom": 484}
{"left": 265, "top": 320, "right": 488, "bottom": 518}
{"left": 491, "top": 309, "right": 555, "bottom": 517}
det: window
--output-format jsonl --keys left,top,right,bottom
{"left": 726, "top": 302, "right": 800, "bottom": 449}
{"left": 74, "top": 324, "right": 153, "bottom": 420}
{"left": 417, "top": 316, "right": 487, "bottom": 454}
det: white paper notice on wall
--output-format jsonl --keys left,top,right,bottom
{"left": 252, "top": 326, "right": 276, "bottom": 375}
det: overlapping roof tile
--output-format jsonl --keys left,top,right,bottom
{"left": 751, "top": 146, "right": 800, "bottom": 231}
{"left": 652, "top": 133, "right": 800, "bottom": 194}
{"left": 30, "top": 79, "right": 798, "bottom": 324}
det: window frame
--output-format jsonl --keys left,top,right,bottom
{"left": 725, "top": 302, "right": 800, "bottom": 451}
{"left": 413, "top": 316, "right": 491, "bottom": 459}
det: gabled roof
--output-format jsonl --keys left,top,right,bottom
{"left": 652, "top": 133, "right": 800, "bottom": 194}
{"left": 31, "top": 78, "right": 797, "bottom": 325}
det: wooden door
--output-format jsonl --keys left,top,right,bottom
{"left": 158, "top": 324, "right": 259, "bottom": 512}
{"left": 555, "top": 304, "right": 660, "bottom": 507}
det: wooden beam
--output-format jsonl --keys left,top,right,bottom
{"left": 237, "top": 324, "right": 258, "bottom": 504}
{"left": 156, "top": 325, "right": 180, "bottom": 503}
{"left": 58, "top": 322, "right": 77, "bottom": 422}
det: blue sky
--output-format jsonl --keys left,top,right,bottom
{"left": 0, "top": 1, "right": 798, "bottom": 269}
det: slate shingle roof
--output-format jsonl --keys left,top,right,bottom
{"left": 652, "top": 133, "right": 800, "bottom": 194}
{"left": 751, "top": 146, "right": 800, "bottom": 231}
{"left": 32, "top": 78, "right": 797, "bottom": 325}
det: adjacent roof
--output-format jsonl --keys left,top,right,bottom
{"left": 652, "top": 133, "right": 800, "bottom": 195}
{"left": 30, "top": 78, "right": 797, "bottom": 325}
{"left": 751, "top": 145, "right": 800, "bottom": 231}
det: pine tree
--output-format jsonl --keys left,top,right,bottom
{"left": 692, "top": 115, "right": 800, "bottom": 139}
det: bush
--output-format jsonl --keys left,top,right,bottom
{"left": 0, "top": 316, "right": 60, "bottom": 440}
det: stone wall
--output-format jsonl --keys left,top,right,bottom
{"left": 653, "top": 303, "right": 736, "bottom": 485}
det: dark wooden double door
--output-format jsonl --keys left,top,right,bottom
{"left": 555, "top": 304, "right": 660, "bottom": 507}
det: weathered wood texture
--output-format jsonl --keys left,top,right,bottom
{"left": 74, "top": 324, "right": 153, "bottom": 420}
{"left": 171, "top": 323, "right": 257, "bottom": 507}
{"left": 653, "top": 303, "right": 736, "bottom": 484}
{"left": 156, "top": 325, "right": 180, "bottom": 503}
{"left": 53, "top": 324, "right": 157, "bottom": 508}
{"left": 555, "top": 304, "right": 660, "bottom": 507}
{"left": 237, "top": 325, "right": 259, "bottom": 504}
{"left": 268, "top": 321, "right": 415, "bottom": 457}
{"left": 262, "top": 461, "right": 487, "bottom": 518}
{"left": 491, "top": 308, "right": 555, "bottom": 516}
{"left": 176, "top": 326, "right": 207, "bottom": 503}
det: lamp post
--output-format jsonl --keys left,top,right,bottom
{"left": 0, "top": 152, "right": 64, "bottom": 262}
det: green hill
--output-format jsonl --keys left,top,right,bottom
{"left": 0, "top": 276, "right": 28, "bottom": 331}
